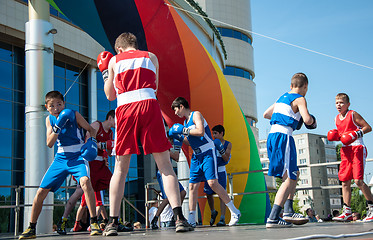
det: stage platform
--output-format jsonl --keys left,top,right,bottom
{"left": 3, "top": 222, "right": 373, "bottom": 240}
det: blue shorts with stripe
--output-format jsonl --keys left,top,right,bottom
{"left": 189, "top": 149, "right": 218, "bottom": 184}
{"left": 40, "top": 152, "right": 90, "bottom": 192}
{"left": 156, "top": 171, "right": 184, "bottom": 199}
{"left": 267, "top": 132, "right": 298, "bottom": 180}
{"left": 203, "top": 170, "right": 227, "bottom": 195}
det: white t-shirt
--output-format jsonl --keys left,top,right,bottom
{"left": 148, "top": 206, "right": 159, "bottom": 227}
{"left": 160, "top": 204, "right": 174, "bottom": 223}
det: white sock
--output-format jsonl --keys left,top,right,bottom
{"left": 226, "top": 200, "right": 240, "bottom": 215}
{"left": 188, "top": 211, "right": 196, "bottom": 224}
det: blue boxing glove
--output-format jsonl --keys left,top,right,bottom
{"left": 81, "top": 137, "right": 98, "bottom": 161}
{"left": 305, "top": 114, "right": 317, "bottom": 129}
{"left": 170, "top": 123, "right": 190, "bottom": 136}
{"left": 53, "top": 109, "right": 75, "bottom": 134}
{"left": 173, "top": 138, "right": 183, "bottom": 151}
{"left": 213, "top": 139, "right": 225, "bottom": 155}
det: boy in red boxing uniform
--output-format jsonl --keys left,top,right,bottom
{"left": 327, "top": 93, "right": 373, "bottom": 222}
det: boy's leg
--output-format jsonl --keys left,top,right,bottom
{"left": 80, "top": 176, "right": 101, "bottom": 235}
{"left": 103, "top": 155, "right": 131, "bottom": 236}
{"left": 216, "top": 197, "right": 227, "bottom": 226}
{"left": 19, "top": 188, "right": 50, "bottom": 239}
{"left": 333, "top": 180, "right": 353, "bottom": 221}
{"left": 355, "top": 179, "right": 373, "bottom": 222}
{"left": 206, "top": 194, "right": 218, "bottom": 226}
{"left": 188, "top": 182, "right": 200, "bottom": 227}
{"left": 151, "top": 199, "right": 169, "bottom": 229}
{"left": 207, "top": 179, "right": 240, "bottom": 226}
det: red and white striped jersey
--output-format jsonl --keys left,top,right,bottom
{"left": 114, "top": 50, "right": 156, "bottom": 94}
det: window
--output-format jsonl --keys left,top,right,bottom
{"left": 298, "top": 138, "right": 305, "bottom": 145}
{"left": 299, "top": 158, "right": 307, "bottom": 164}
{"left": 223, "top": 66, "right": 253, "bottom": 80}
{"left": 300, "top": 168, "right": 308, "bottom": 175}
{"left": 298, "top": 149, "right": 305, "bottom": 155}
{"left": 217, "top": 27, "right": 252, "bottom": 45}
{"left": 301, "top": 179, "right": 309, "bottom": 185}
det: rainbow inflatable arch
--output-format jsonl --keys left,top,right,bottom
{"left": 46, "top": 0, "right": 270, "bottom": 224}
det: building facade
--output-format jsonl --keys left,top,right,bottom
{"left": 259, "top": 133, "right": 341, "bottom": 218}
{"left": 195, "top": 0, "right": 258, "bottom": 141}
{"left": 0, "top": 0, "right": 257, "bottom": 233}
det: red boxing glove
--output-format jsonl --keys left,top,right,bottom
{"left": 340, "top": 130, "right": 363, "bottom": 145}
{"left": 106, "top": 140, "right": 114, "bottom": 150}
{"left": 97, "top": 51, "right": 113, "bottom": 81}
{"left": 327, "top": 129, "right": 340, "bottom": 141}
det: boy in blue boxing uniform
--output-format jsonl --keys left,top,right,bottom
{"left": 19, "top": 91, "right": 101, "bottom": 239}
{"left": 204, "top": 125, "right": 232, "bottom": 226}
{"left": 169, "top": 97, "right": 240, "bottom": 227}
{"left": 263, "top": 73, "right": 316, "bottom": 228}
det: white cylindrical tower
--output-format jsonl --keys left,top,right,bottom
{"left": 195, "top": 0, "right": 258, "bottom": 140}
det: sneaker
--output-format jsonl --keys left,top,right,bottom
{"left": 90, "top": 222, "right": 102, "bottom": 236}
{"left": 332, "top": 205, "right": 352, "bottom": 222}
{"left": 228, "top": 211, "right": 241, "bottom": 226}
{"left": 19, "top": 227, "right": 36, "bottom": 239}
{"left": 73, "top": 221, "right": 83, "bottom": 232}
{"left": 57, "top": 218, "right": 68, "bottom": 235}
{"left": 266, "top": 218, "right": 293, "bottom": 228}
{"left": 283, "top": 212, "right": 309, "bottom": 225}
{"left": 100, "top": 219, "right": 108, "bottom": 231}
{"left": 102, "top": 222, "right": 118, "bottom": 236}
{"left": 117, "top": 223, "right": 133, "bottom": 232}
{"left": 210, "top": 210, "right": 218, "bottom": 226}
{"left": 216, "top": 219, "right": 226, "bottom": 227}
{"left": 175, "top": 219, "right": 194, "bottom": 232}
{"left": 151, "top": 216, "right": 159, "bottom": 229}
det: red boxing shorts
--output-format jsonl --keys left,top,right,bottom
{"left": 81, "top": 191, "right": 103, "bottom": 207}
{"left": 89, "top": 160, "right": 112, "bottom": 191}
{"left": 114, "top": 99, "right": 171, "bottom": 155}
{"left": 339, "top": 145, "right": 367, "bottom": 181}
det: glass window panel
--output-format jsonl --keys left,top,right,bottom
{"left": 244, "top": 71, "right": 251, "bottom": 79}
{"left": 54, "top": 62, "right": 65, "bottom": 78}
{"left": 223, "top": 66, "right": 235, "bottom": 75}
{"left": 236, "top": 68, "right": 244, "bottom": 77}
{"left": 66, "top": 66, "right": 80, "bottom": 81}
{"left": 0, "top": 87, "right": 12, "bottom": 101}
{"left": 54, "top": 76, "right": 65, "bottom": 94}
{"left": 97, "top": 111, "right": 107, "bottom": 121}
{"left": 97, "top": 73, "right": 104, "bottom": 90}
{"left": 233, "top": 30, "right": 241, "bottom": 39}
{"left": 0, "top": 101, "right": 12, "bottom": 129}
{"left": 221, "top": 28, "right": 233, "bottom": 37}
{"left": 0, "top": 61, "right": 13, "bottom": 89}
{"left": 0, "top": 129, "right": 11, "bottom": 158}
{"left": 0, "top": 157, "right": 11, "bottom": 171}
{"left": 0, "top": 42, "right": 12, "bottom": 63}
{"left": 242, "top": 34, "right": 249, "bottom": 42}
{"left": 49, "top": 6, "right": 58, "bottom": 16}
{"left": 97, "top": 90, "right": 110, "bottom": 111}
{"left": 65, "top": 81, "right": 80, "bottom": 105}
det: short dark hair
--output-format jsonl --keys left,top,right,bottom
{"left": 171, "top": 97, "right": 190, "bottom": 110}
{"left": 336, "top": 93, "right": 350, "bottom": 103}
{"left": 291, "top": 72, "right": 308, "bottom": 88}
{"left": 212, "top": 124, "right": 225, "bottom": 136}
{"left": 115, "top": 32, "right": 138, "bottom": 53}
{"left": 106, "top": 110, "right": 115, "bottom": 120}
{"left": 45, "top": 91, "right": 64, "bottom": 104}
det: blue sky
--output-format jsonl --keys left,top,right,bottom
{"left": 250, "top": 1, "right": 373, "bottom": 181}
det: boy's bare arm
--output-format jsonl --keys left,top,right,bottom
{"left": 295, "top": 97, "right": 314, "bottom": 125}
{"left": 104, "top": 57, "right": 117, "bottom": 101}
{"left": 149, "top": 52, "right": 159, "bottom": 93}
{"left": 222, "top": 142, "right": 232, "bottom": 162}
{"left": 354, "top": 112, "right": 372, "bottom": 134}
{"left": 263, "top": 104, "right": 275, "bottom": 119}
{"left": 170, "top": 150, "right": 180, "bottom": 162}
{"left": 75, "top": 112, "right": 97, "bottom": 139}
{"left": 46, "top": 116, "right": 58, "bottom": 148}
{"left": 190, "top": 111, "right": 205, "bottom": 137}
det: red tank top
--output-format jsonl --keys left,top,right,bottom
{"left": 95, "top": 121, "right": 113, "bottom": 157}
{"left": 335, "top": 110, "right": 360, "bottom": 135}
{"left": 114, "top": 50, "right": 156, "bottom": 94}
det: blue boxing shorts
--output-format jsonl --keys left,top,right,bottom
{"left": 40, "top": 151, "right": 90, "bottom": 192}
{"left": 189, "top": 149, "right": 218, "bottom": 184}
{"left": 267, "top": 132, "right": 298, "bottom": 180}
{"left": 203, "top": 170, "right": 227, "bottom": 195}
{"left": 156, "top": 171, "right": 184, "bottom": 199}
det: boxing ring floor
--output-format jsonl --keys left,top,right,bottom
{"left": 3, "top": 222, "right": 373, "bottom": 240}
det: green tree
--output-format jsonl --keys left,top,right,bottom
{"left": 350, "top": 186, "right": 367, "bottom": 216}
{"left": 336, "top": 144, "right": 342, "bottom": 161}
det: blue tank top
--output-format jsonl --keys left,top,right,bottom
{"left": 217, "top": 140, "right": 231, "bottom": 167}
{"left": 270, "top": 92, "right": 302, "bottom": 130}
{"left": 49, "top": 110, "right": 85, "bottom": 147}
{"left": 184, "top": 111, "right": 214, "bottom": 150}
